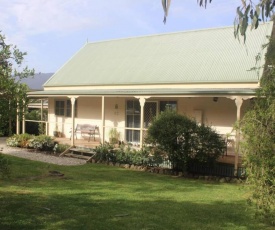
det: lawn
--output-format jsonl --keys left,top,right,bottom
{"left": 0, "top": 155, "right": 272, "bottom": 230}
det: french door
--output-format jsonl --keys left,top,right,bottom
{"left": 126, "top": 100, "right": 157, "bottom": 143}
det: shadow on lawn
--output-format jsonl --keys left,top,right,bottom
{"left": 0, "top": 190, "right": 271, "bottom": 230}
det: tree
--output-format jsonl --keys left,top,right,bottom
{"left": 240, "top": 36, "right": 275, "bottom": 225}
{"left": 0, "top": 32, "right": 34, "bottom": 136}
{"left": 162, "top": 0, "right": 275, "bottom": 41}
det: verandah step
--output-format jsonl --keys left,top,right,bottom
{"left": 70, "top": 148, "right": 96, "bottom": 155}
{"left": 65, "top": 153, "right": 91, "bottom": 160}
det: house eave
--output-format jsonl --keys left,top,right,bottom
{"left": 27, "top": 88, "right": 257, "bottom": 98}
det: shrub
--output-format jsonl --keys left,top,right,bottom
{"left": 6, "top": 135, "right": 20, "bottom": 147}
{"left": 146, "top": 110, "right": 225, "bottom": 172}
{"left": 93, "top": 143, "right": 154, "bottom": 166}
{"left": 53, "top": 143, "right": 70, "bottom": 155}
{"left": 6, "top": 134, "right": 33, "bottom": 148}
{"left": 94, "top": 143, "right": 115, "bottom": 162}
{"left": 114, "top": 144, "right": 132, "bottom": 164}
{"left": 28, "top": 135, "right": 55, "bottom": 151}
{"left": 0, "top": 154, "right": 11, "bottom": 178}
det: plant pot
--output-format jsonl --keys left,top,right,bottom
{"left": 109, "top": 138, "right": 118, "bottom": 145}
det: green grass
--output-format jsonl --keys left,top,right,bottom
{"left": 0, "top": 155, "right": 272, "bottom": 230}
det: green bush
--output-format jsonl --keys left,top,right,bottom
{"left": 146, "top": 110, "right": 225, "bottom": 172}
{"left": 94, "top": 143, "right": 115, "bottom": 162}
{"left": 28, "top": 135, "right": 55, "bottom": 151}
{"left": 93, "top": 143, "right": 156, "bottom": 166}
{"left": 0, "top": 154, "right": 11, "bottom": 178}
{"left": 53, "top": 143, "right": 70, "bottom": 155}
{"left": 6, "top": 134, "right": 33, "bottom": 148}
{"left": 7, "top": 134, "right": 55, "bottom": 152}
{"left": 115, "top": 144, "right": 133, "bottom": 164}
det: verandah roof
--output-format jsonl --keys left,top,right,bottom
{"left": 28, "top": 88, "right": 256, "bottom": 97}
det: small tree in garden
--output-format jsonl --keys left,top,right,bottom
{"left": 146, "top": 110, "right": 225, "bottom": 172}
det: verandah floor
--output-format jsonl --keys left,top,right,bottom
{"left": 54, "top": 137, "right": 100, "bottom": 149}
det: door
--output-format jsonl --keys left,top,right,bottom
{"left": 126, "top": 100, "right": 140, "bottom": 143}
{"left": 126, "top": 100, "right": 157, "bottom": 143}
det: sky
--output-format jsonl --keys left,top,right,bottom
{"left": 1, "top": 0, "right": 241, "bottom": 73}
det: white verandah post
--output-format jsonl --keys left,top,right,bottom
{"left": 101, "top": 96, "right": 105, "bottom": 143}
{"left": 69, "top": 96, "right": 78, "bottom": 146}
{"left": 229, "top": 96, "right": 253, "bottom": 176}
{"left": 234, "top": 96, "right": 243, "bottom": 176}
{"left": 135, "top": 96, "right": 150, "bottom": 147}
{"left": 22, "top": 99, "right": 26, "bottom": 134}
{"left": 16, "top": 100, "right": 20, "bottom": 134}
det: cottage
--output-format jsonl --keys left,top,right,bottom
{"left": 28, "top": 22, "right": 273, "bottom": 160}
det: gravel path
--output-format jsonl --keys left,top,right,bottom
{"left": 0, "top": 137, "right": 86, "bottom": 166}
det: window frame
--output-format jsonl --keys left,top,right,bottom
{"left": 159, "top": 100, "right": 177, "bottom": 112}
{"left": 54, "top": 99, "right": 77, "bottom": 117}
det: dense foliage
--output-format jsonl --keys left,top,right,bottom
{"left": 0, "top": 32, "right": 34, "bottom": 136}
{"left": 145, "top": 111, "right": 225, "bottom": 172}
{"left": 240, "top": 37, "right": 275, "bottom": 225}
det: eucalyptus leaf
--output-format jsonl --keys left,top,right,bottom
{"left": 162, "top": 0, "right": 171, "bottom": 24}
{"left": 237, "top": 6, "right": 244, "bottom": 17}
{"left": 261, "top": 3, "right": 265, "bottom": 21}
{"left": 265, "top": 0, "right": 270, "bottom": 18}
{"left": 245, "top": 4, "right": 251, "bottom": 16}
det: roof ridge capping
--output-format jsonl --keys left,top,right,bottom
{"left": 87, "top": 21, "right": 274, "bottom": 45}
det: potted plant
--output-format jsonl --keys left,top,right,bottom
{"left": 109, "top": 128, "right": 120, "bottom": 144}
{"left": 53, "top": 124, "right": 60, "bottom": 137}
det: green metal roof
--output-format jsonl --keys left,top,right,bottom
{"left": 28, "top": 88, "right": 256, "bottom": 97}
{"left": 44, "top": 22, "right": 273, "bottom": 87}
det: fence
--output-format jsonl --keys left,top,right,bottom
{"left": 187, "top": 162, "right": 245, "bottom": 178}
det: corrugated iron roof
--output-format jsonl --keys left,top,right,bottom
{"left": 44, "top": 22, "right": 273, "bottom": 87}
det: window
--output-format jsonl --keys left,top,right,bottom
{"left": 160, "top": 101, "right": 177, "bottom": 112}
{"left": 55, "top": 99, "right": 77, "bottom": 117}
{"left": 55, "top": 101, "right": 65, "bottom": 116}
